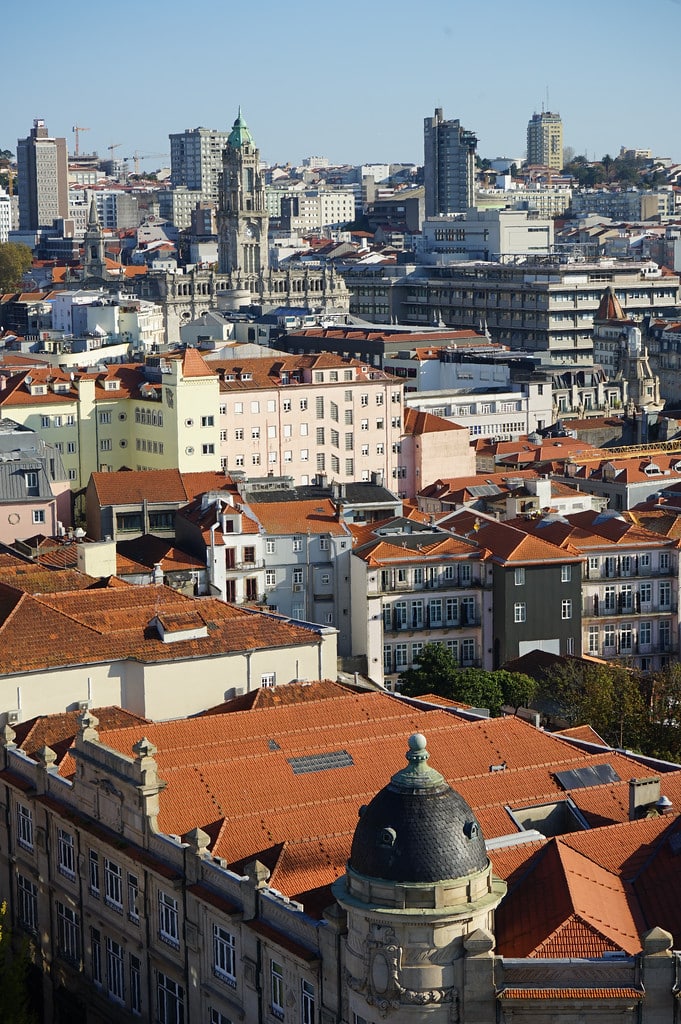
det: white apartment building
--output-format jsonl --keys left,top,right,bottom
{"left": 406, "top": 384, "right": 553, "bottom": 440}
{"left": 417, "top": 208, "right": 553, "bottom": 264}
{"left": 0, "top": 186, "right": 12, "bottom": 242}
{"left": 280, "top": 188, "right": 356, "bottom": 233}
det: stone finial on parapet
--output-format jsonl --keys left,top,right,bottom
{"left": 78, "top": 709, "right": 100, "bottom": 742}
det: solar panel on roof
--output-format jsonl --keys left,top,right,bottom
{"left": 467, "top": 485, "right": 503, "bottom": 497}
{"left": 554, "top": 763, "right": 620, "bottom": 791}
{"left": 287, "top": 750, "right": 354, "bottom": 775}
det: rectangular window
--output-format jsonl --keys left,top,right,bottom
{"left": 67, "top": 441, "right": 76, "bottom": 453}
{"left": 620, "top": 623, "right": 633, "bottom": 652}
{"left": 660, "top": 619, "right": 671, "bottom": 649}
{"left": 561, "top": 565, "right": 571, "bottom": 582}
{"left": 99, "top": 411, "right": 112, "bottom": 424}
{"left": 266, "top": 570, "right": 276, "bottom": 587}
{"left": 213, "top": 924, "right": 237, "bottom": 987}
{"left": 411, "top": 600, "right": 424, "bottom": 628}
{"left": 92, "top": 927, "right": 102, "bottom": 986}
{"left": 201, "top": 415, "right": 214, "bottom": 427}
{"left": 251, "top": 427, "right": 260, "bottom": 439}
{"left": 514, "top": 567, "right": 525, "bottom": 586}
{"left": 234, "top": 428, "right": 244, "bottom": 440}
{"left": 604, "top": 624, "right": 616, "bottom": 649}
{"left": 157, "top": 971, "right": 184, "bottom": 1024}
{"left": 429, "top": 599, "right": 443, "bottom": 626}
{"left": 107, "top": 937, "right": 125, "bottom": 1003}
{"left": 640, "top": 582, "right": 652, "bottom": 605}
{"left": 461, "top": 638, "right": 475, "bottom": 663}
{"left": 56, "top": 902, "right": 80, "bottom": 964}
{"left": 300, "top": 399, "right": 308, "bottom": 411}
{"left": 345, "top": 409, "right": 353, "bottom": 425}
{"left": 316, "top": 397, "right": 324, "bottom": 418}
{"left": 604, "top": 585, "right": 616, "bottom": 611}
{"left": 345, "top": 458, "right": 354, "bottom": 475}
{"left": 445, "top": 597, "right": 458, "bottom": 624}
{"left": 659, "top": 581, "right": 671, "bottom": 608}
{"left": 588, "top": 625, "right": 599, "bottom": 654}
{"left": 99, "top": 438, "right": 112, "bottom": 451}
{"left": 17, "top": 874, "right": 37, "bottom": 933}
{"left": 561, "top": 599, "right": 572, "bottom": 620}
{"left": 660, "top": 552, "right": 670, "bottom": 571}
{"left": 89, "top": 850, "right": 100, "bottom": 896}
{"left": 202, "top": 443, "right": 215, "bottom": 455}
{"left": 639, "top": 620, "right": 652, "bottom": 646}
{"left": 395, "top": 643, "right": 408, "bottom": 669}
{"left": 130, "top": 954, "right": 142, "bottom": 1015}
{"left": 104, "top": 858, "right": 123, "bottom": 911}
{"left": 17, "top": 804, "right": 33, "bottom": 851}
{"left": 159, "top": 891, "right": 179, "bottom": 948}
{"left": 302, "top": 981, "right": 315, "bottom": 1024}
{"left": 57, "top": 828, "right": 76, "bottom": 880}
{"left": 271, "top": 960, "right": 285, "bottom": 1020}
{"left": 266, "top": 539, "right": 276, "bottom": 554}
{"left": 128, "top": 872, "right": 140, "bottom": 923}
{"left": 293, "top": 538, "right": 302, "bottom": 552}
{"left": 514, "top": 602, "right": 526, "bottom": 623}
{"left": 293, "top": 568, "right": 304, "bottom": 585}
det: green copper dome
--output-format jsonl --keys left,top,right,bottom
{"left": 228, "top": 107, "right": 254, "bottom": 149}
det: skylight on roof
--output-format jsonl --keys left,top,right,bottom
{"left": 554, "top": 763, "right": 620, "bottom": 791}
{"left": 287, "top": 750, "right": 354, "bottom": 775}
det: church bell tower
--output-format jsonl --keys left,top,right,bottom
{"left": 217, "top": 108, "right": 269, "bottom": 284}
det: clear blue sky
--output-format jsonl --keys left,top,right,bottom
{"left": 4, "top": 0, "right": 681, "bottom": 169}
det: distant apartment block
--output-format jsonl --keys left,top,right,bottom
{"left": 424, "top": 108, "right": 477, "bottom": 217}
{"left": 16, "top": 118, "right": 69, "bottom": 230}
{"left": 526, "top": 110, "right": 563, "bottom": 170}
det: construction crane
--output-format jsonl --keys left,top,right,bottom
{"left": 72, "top": 125, "right": 90, "bottom": 157}
{"left": 127, "top": 150, "right": 169, "bottom": 175}
{"left": 107, "top": 143, "right": 122, "bottom": 159}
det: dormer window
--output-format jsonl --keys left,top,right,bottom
{"left": 25, "top": 472, "right": 39, "bottom": 496}
{"left": 104, "top": 379, "right": 120, "bottom": 391}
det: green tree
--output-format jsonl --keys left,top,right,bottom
{"left": 496, "top": 670, "right": 538, "bottom": 714}
{"left": 0, "top": 242, "right": 33, "bottom": 292}
{"left": 542, "top": 662, "right": 647, "bottom": 749}
{"left": 398, "top": 643, "right": 459, "bottom": 698}
{"left": 0, "top": 902, "right": 38, "bottom": 1024}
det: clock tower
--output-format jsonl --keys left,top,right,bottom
{"left": 217, "top": 108, "right": 269, "bottom": 283}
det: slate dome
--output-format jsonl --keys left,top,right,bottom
{"left": 349, "top": 733, "right": 488, "bottom": 884}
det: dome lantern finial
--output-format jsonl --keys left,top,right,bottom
{"left": 390, "top": 732, "right": 446, "bottom": 791}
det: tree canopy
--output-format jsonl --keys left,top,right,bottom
{"left": 0, "top": 902, "right": 38, "bottom": 1023}
{"left": 0, "top": 242, "right": 33, "bottom": 292}
{"left": 397, "top": 644, "right": 536, "bottom": 717}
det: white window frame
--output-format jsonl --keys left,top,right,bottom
{"left": 104, "top": 857, "right": 123, "bottom": 911}
{"left": 213, "top": 924, "right": 237, "bottom": 987}
{"left": 17, "top": 803, "right": 33, "bottom": 851}
{"left": 271, "top": 960, "right": 285, "bottom": 1020}
{"left": 57, "top": 828, "right": 76, "bottom": 880}
{"left": 158, "top": 891, "right": 179, "bottom": 948}
{"left": 514, "top": 602, "right": 526, "bottom": 623}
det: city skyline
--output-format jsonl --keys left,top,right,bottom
{"left": 4, "top": 0, "right": 681, "bottom": 170}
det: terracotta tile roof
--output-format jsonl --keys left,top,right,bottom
{"left": 13, "top": 705, "right": 149, "bottom": 762}
{"left": 250, "top": 498, "right": 348, "bottom": 537}
{"left": 556, "top": 724, "right": 610, "bottom": 746}
{"left": 197, "top": 680, "right": 354, "bottom": 715}
{"left": 90, "top": 469, "right": 236, "bottom": 507}
{"left": 181, "top": 348, "right": 216, "bottom": 378}
{"left": 496, "top": 839, "right": 642, "bottom": 956}
{"left": 116, "top": 535, "right": 204, "bottom": 574}
{"left": 0, "top": 583, "right": 322, "bottom": 674}
{"left": 404, "top": 408, "right": 467, "bottom": 435}
{"left": 499, "top": 988, "right": 643, "bottom": 1001}
{"left": 0, "top": 565, "right": 101, "bottom": 593}
{"left": 440, "top": 511, "right": 581, "bottom": 566}
{"left": 355, "top": 533, "right": 479, "bottom": 567}
{"left": 39, "top": 701, "right": 672, "bottom": 928}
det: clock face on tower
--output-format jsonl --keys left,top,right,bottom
{"left": 244, "top": 225, "right": 254, "bottom": 238}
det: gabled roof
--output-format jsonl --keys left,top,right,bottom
{"left": 89, "top": 469, "right": 237, "bottom": 507}
{"left": 181, "top": 347, "right": 216, "bottom": 379}
{"left": 38, "top": 692, "right": 681, "bottom": 939}
{"left": 404, "top": 408, "right": 467, "bottom": 436}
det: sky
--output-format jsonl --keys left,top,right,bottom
{"left": 3, "top": 0, "right": 681, "bottom": 171}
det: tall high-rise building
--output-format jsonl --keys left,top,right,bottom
{"left": 169, "top": 127, "right": 230, "bottom": 201}
{"left": 16, "top": 119, "right": 69, "bottom": 230}
{"left": 526, "top": 110, "right": 563, "bottom": 170}
{"left": 423, "top": 108, "right": 477, "bottom": 218}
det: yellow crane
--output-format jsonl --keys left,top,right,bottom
{"left": 127, "top": 150, "right": 169, "bottom": 175}
{"left": 72, "top": 125, "right": 90, "bottom": 157}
